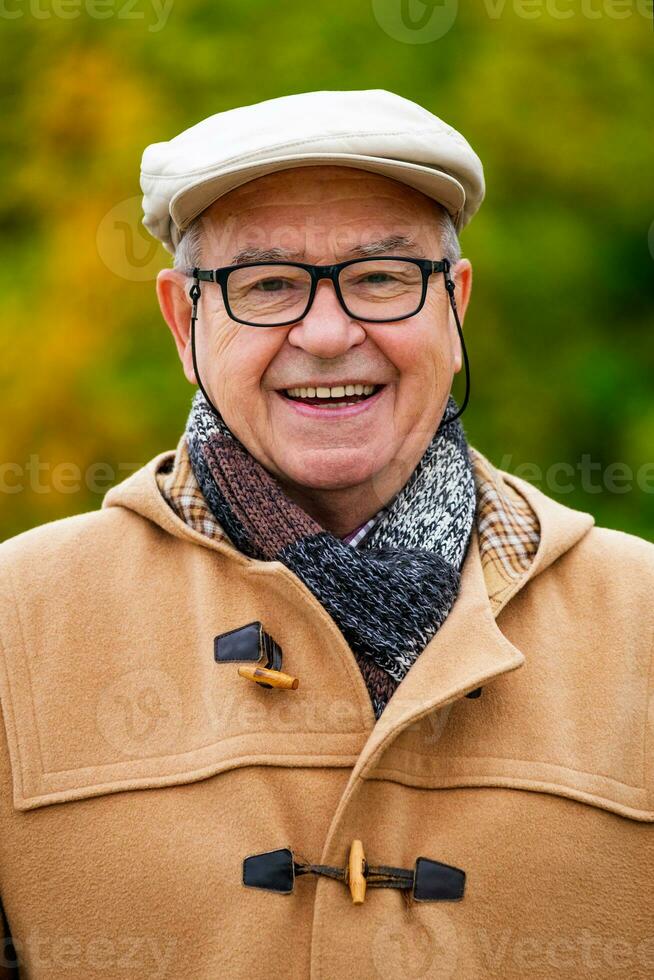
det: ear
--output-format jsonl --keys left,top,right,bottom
{"left": 448, "top": 258, "right": 472, "bottom": 375}
{"left": 156, "top": 268, "right": 197, "bottom": 384}
{"left": 452, "top": 258, "right": 472, "bottom": 319}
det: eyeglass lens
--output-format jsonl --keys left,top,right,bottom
{"left": 226, "top": 260, "right": 424, "bottom": 324}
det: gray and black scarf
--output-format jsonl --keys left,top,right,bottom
{"left": 185, "top": 389, "right": 477, "bottom": 718}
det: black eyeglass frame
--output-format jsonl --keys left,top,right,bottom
{"left": 186, "top": 256, "right": 451, "bottom": 327}
{"left": 186, "top": 255, "right": 470, "bottom": 426}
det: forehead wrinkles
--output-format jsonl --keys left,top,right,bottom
{"left": 217, "top": 166, "right": 416, "bottom": 203}
{"left": 203, "top": 195, "right": 436, "bottom": 259}
{"left": 207, "top": 166, "right": 436, "bottom": 221}
{"left": 214, "top": 189, "right": 432, "bottom": 222}
{"left": 208, "top": 223, "right": 430, "bottom": 264}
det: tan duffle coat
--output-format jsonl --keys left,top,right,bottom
{"left": 0, "top": 446, "right": 652, "bottom": 979}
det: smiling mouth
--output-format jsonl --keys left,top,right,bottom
{"left": 279, "top": 384, "right": 385, "bottom": 407}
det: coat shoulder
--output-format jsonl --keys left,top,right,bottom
{"left": 0, "top": 507, "right": 162, "bottom": 606}
{"left": 546, "top": 523, "right": 654, "bottom": 664}
{"left": 569, "top": 522, "right": 654, "bottom": 581}
{"left": 0, "top": 506, "right": 144, "bottom": 568}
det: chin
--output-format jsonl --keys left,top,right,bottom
{"left": 279, "top": 448, "right": 386, "bottom": 491}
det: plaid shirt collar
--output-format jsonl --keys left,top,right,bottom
{"left": 340, "top": 512, "right": 386, "bottom": 547}
{"left": 155, "top": 434, "right": 540, "bottom": 618}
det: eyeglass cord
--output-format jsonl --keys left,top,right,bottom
{"left": 188, "top": 260, "right": 470, "bottom": 426}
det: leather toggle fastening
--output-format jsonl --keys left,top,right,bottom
{"left": 242, "top": 843, "right": 466, "bottom": 904}
{"left": 214, "top": 621, "right": 299, "bottom": 690}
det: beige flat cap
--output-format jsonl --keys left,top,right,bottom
{"left": 140, "top": 88, "right": 485, "bottom": 255}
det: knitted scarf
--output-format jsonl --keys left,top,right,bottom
{"left": 185, "top": 389, "right": 477, "bottom": 718}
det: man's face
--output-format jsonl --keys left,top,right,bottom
{"left": 157, "top": 166, "right": 472, "bottom": 509}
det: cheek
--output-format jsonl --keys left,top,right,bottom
{"left": 204, "top": 317, "right": 284, "bottom": 396}
{"left": 407, "top": 298, "right": 453, "bottom": 372}
{"left": 377, "top": 319, "right": 447, "bottom": 378}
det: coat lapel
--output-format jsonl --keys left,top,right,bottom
{"left": 317, "top": 477, "right": 596, "bottom": 857}
{"left": 336, "top": 523, "right": 525, "bottom": 788}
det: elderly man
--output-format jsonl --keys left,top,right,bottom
{"left": 0, "top": 89, "right": 652, "bottom": 979}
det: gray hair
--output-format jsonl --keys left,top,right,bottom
{"left": 439, "top": 208, "right": 462, "bottom": 267}
{"left": 173, "top": 202, "right": 461, "bottom": 273}
{"left": 173, "top": 216, "right": 205, "bottom": 273}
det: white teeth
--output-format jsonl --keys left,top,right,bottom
{"left": 284, "top": 383, "right": 379, "bottom": 399}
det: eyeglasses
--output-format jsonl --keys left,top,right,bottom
{"left": 186, "top": 254, "right": 471, "bottom": 426}
{"left": 186, "top": 256, "right": 451, "bottom": 327}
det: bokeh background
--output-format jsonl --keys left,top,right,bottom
{"left": 1, "top": 0, "right": 652, "bottom": 541}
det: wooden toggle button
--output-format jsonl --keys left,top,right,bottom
{"left": 238, "top": 665, "right": 299, "bottom": 690}
{"left": 347, "top": 839, "right": 367, "bottom": 905}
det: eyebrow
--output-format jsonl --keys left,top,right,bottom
{"left": 228, "top": 235, "right": 422, "bottom": 265}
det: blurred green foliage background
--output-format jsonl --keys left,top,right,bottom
{"left": 1, "top": 0, "right": 652, "bottom": 540}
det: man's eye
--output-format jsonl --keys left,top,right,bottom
{"left": 253, "top": 278, "right": 288, "bottom": 292}
{"left": 359, "top": 273, "right": 394, "bottom": 284}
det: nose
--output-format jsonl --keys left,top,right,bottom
{"left": 285, "top": 278, "right": 366, "bottom": 358}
